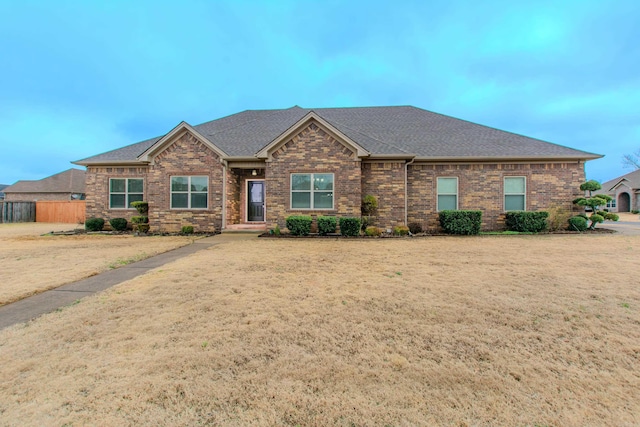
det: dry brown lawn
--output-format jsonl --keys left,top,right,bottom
{"left": 1, "top": 232, "right": 639, "bottom": 426}
{"left": 0, "top": 223, "right": 195, "bottom": 305}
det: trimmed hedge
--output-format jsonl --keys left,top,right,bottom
{"left": 505, "top": 211, "right": 549, "bottom": 233}
{"left": 181, "top": 225, "right": 194, "bottom": 234}
{"left": 365, "top": 226, "right": 382, "bottom": 236}
{"left": 85, "top": 217, "right": 105, "bottom": 232}
{"left": 438, "top": 210, "right": 482, "bottom": 235}
{"left": 109, "top": 218, "right": 128, "bottom": 231}
{"left": 568, "top": 215, "right": 588, "bottom": 231}
{"left": 339, "top": 217, "right": 361, "bottom": 236}
{"left": 317, "top": 216, "right": 337, "bottom": 235}
{"left": 130, "top": 201, "right": 149, "bottom": 214}
{"left": 131, "top": 216, "right": 149, "bottom": 224}
{"left": 286, "top": 215, "right": 312, "bottom": 236}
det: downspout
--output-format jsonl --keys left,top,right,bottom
{"left": 404, "top": 157, "right": 416, "bottom": 225}
{"left": 221, "top": 159, "right": 228, "bottom": 230}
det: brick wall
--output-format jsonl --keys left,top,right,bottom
{"left": 361, "top": 161, "right": 406, "bottom": 228}
{"left": 147, "top": 132, "right": 223, "bottom": 233}
{"left": 266, "top": 123, "right": 362, "bottom": 230}
{"left": 407, "top": 161, "right": 587, "bottom": 231}
{"left": 85, "top": 166, "right": 149, "bottom": 222}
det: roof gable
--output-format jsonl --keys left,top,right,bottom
{"left": 255, "top": 112, "right": 370, "bottom": 159}
{"left": 138, "top": 121, "right": 228, "bottom": 162}
{"left": 599, "top": 169, "right": 640, "bottom": 192}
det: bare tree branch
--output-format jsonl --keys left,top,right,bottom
{"left": 622, "top": 149, "right": 640, "bottom": 170}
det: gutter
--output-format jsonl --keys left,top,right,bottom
{"left": 404, "top": 157, "right": 416, "bottom": 225}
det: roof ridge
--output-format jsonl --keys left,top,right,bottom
{"left": 197, "top": 106, "right": 307, "bottom": 138}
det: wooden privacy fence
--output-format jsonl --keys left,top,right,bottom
{"left": 0, "top": 201, "right": 36, "bottom": 223}
{"left": 36, "top": 200, "right": 86, "bottom": 224}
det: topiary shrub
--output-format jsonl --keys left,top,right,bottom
{"left": 408, "top": 222, "right": 423, "bottom": 234}
{"left": 568, "top": 215, "right": 588, "bottom": 231}
{"left": 286, "top": 215, "right": 312, "bottom": 236}
{"left": 85, "top": 217, "right": 105, "bottom": 232}
{"left": 364, "top": 226, "right": 382, "bottom": 236}
{"left": 361, "top": 195, "right": 378, "bottom": 231}
{"left": 393, "top": 225, "right": 410, "bottom": 236}
{"left": 505, "top": 211, "right": 549, "bottom": 233}
{"left": 130, "top": 201, "right": 149, "bottom": 214}
{"left": 109, "top": 218, "right": 128, "bottom": 231}
{"left": 438, "top": 210, "right": 482, "bottom": 235}
{"left": 605, "top": 212, "right": 619, "bottom": 221}
{"left": 339, "top": 217, "right": 361, "bottom": 236}
{"left": 181, "top": 225, "right": 194, "bottom": 235}
{"left": 317, "top": 216, "right": 337, "bottom": 236}
{"left": 131, "top": 216, "right": 149, "bottom": 224}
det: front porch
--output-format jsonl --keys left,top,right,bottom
{"left": 225, "top": 164, "right": 267, "bottom": 231}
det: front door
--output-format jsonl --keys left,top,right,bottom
{"left": 247, "top": 181, "right": 265, "bottom": 222}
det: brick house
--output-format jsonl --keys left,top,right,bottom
{"left": 74, "top": 106, "right": 600, "bottom": 232}
{"left": 595, "top": 169, "right": 640, "bottom": 213}
{"left": 2, "top": 168, "right": 86, "bottom": 201}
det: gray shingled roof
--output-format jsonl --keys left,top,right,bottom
{"left": 598, "top": 169, "right": 640, "bottom": 193}
{"left": 3, "top": 168, "right": 86, "bottom": 194}
{"left": 74, "top": 106, "right": 600, "bottom": 164}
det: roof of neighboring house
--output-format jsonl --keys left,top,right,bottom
{"left": 2, "top": 168, "right": 86, "bottom": 194}
{"left": 74, "top": 105, "right": 601, "bottom": 165}
{"left": 598, "top": 169, "right": 640, "bottom": 193}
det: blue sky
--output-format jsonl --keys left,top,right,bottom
{"left": 1, "top": 0, "right": 638, "bottom": 185}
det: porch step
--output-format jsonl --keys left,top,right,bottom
{"left": 223, "top": 223, "right": 268, "bottom": 233}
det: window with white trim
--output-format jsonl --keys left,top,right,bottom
{"left": 291, "top": 173, "right": 334, "bottom": 209}
{"left": 109, "top": 178, "right": 143, "bottom": 209}
{"left": 437, "top": 177, "right": 458, "bottom": 211}
{"left": 606, "top": 197, "right": 616, "bottom": 208}
{"left": 504, "top": 177, "right": 526, "bottom": 211}
{"left": 171, "top": 176, "right": 208, "bottom": 209}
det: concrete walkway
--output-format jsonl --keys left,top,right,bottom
{"left": 0, "top": 232, "right": 260, "bottom": 330}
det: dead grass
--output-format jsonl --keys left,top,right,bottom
{"left": 1, "top": 234, "right": 639, "bottom": 426}
{"left": 0, "top": 223, "right": 195, "bottom": 305}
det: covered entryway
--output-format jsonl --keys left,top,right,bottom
{"left": 247, "top": 180, "right": 265, "bottom": 222}
{"left": 618, "top": 192, "right": 631, "bottom": 212}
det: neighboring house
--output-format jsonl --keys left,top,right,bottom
{"left": 595, "top": 169, "right": 640, "bottom": 213}
{"left": 2, "top": 168, "right": 86, "bottom": 201}
{"left": 74, "top": 106, "right": 601, "bottom": 232}
{"left": 0, "top": 184, "right": 7, "bottom": 200}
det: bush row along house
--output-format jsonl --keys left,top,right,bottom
{"left": 74, "top": 106, "right": 601, "bottom": 233}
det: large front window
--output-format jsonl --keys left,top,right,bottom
{"left": 437, "top": 177, "right": 458, "bottom": 211}
{"left": 291, "top": 173, "right": 334, "bottom": 209}
{"left": 504, "top": 177, "right": 526, "bottom": 211}
{"left": 171, "top": 176, "right": 208, "bottom": 209}
{"left": 109, "top": 178, "right": 143, "bottom": 209}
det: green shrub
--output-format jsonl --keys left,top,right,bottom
{"left": 505, "top": 211, "right": 549, "bottom": 233}
{"left": 108, "top": 218, "right": 128, "bottom": 231}
{"left": 130, "top": 201, "right": 149, "bottom": 214}
{"left": 131, "top": 216, "right": 149, "bottom": 224}
{"left": 85, "top": 217, "right": 105, "bottom": 232}
{"left": 631, "top": 209, "right": 639, "bottom": 214}
{"left": 605, "top": 212, "right": 619, "bottom": 221}
{"left": 339, "top": 217, "right": 361, "bottom": 236}
{"left": 568, "top": 215, "right": 588, "bottom": 231}
{"left": 181, "top": 225, "right": 194, "bottom": 234}
{"left": 364, "top": 226, "right": 382, "bottom": 236}
{"left": 286, "top": 215, "right": 312, "bottom": 236}
{"left": 274, "top": 224, "right": 281, "bottom": 235}
{"left": 438, "top": 210, "right": 482, "bottom": 235}
{"left": 361, "top": 195, "right": 378, "bottom": 216}
{"left": 408, "top": 222, "right": 423, "bottom": 234}
{"left": 317, "top": 216, "right": 337, "bottom": 235}
{"left": 393, "top": 225, "right": 410, "bottom": 236}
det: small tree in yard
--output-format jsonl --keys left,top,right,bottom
{"left": 573, "top": 180, "right": 619, "bottom": 229}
